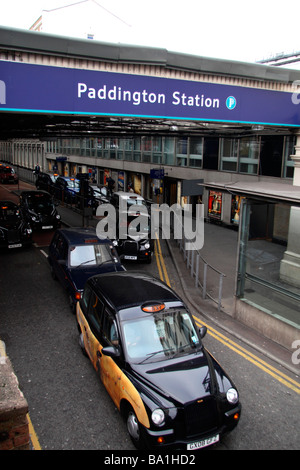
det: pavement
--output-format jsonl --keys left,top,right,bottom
{"left": 54, "top": 202, "right": 300, "bottom": 376}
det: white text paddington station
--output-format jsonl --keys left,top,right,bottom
{"left": 77, "top": 83, "right": 220, "bottom": 109}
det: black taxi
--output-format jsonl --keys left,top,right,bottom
{"left": 76, "top": 271, "right": 241, "bottom": 450}
{"left": 0, "top": 200, "right": 32, "bottom": 249}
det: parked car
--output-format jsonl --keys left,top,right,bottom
{"left": 35, "top": 172, "right": 58, "bottom": 194}
{"left": 76, "top": 271, "right": 241, "bottom": 450}
{"left": 19, "top": 190, "right": 61, "bottom": 231}
{"left": 48, "top": 227, "right": 125, "bottom": 311}
{"left": 0, "top": 200, "right": 32, "bottom": 249}
{"left": 53, "top": 176, "right": 80, "bottom": 203}
{"left": 109, "top": 192, "right": 153, "bottom": 263}
{"left": 0, "top": 164, "right": 18, "bottom": 184}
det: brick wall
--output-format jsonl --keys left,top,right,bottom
{"left": 0, "top": 343, "right": 30, "bottom": 450}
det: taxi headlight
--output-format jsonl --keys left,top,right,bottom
{"left": 151, "top": 409, "right": 165, "bottom": 426}
{"left": 226, "top": 388, "right": 239, "bottom": 404}
{"left": 140, "top": 241, "right": 150, "bottom": 250}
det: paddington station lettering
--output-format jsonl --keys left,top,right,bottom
{"left": 77, "top": 83, "right": 220, "bottom": 108}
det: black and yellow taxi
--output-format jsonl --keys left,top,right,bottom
{"left": 76, "top": 271, "right": 241, "bottom": 450}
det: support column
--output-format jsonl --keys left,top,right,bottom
{"left": 280, "top": 133, "right": 300, "bottom": 287}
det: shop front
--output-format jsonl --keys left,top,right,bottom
{"left": 204, "top": 181, "right": 300, "bottom": 349}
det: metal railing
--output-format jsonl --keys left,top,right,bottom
{"left": 15, "top": 166, "right": 37, "bottom": 185}
{"left": 166, "top": 208, "right": 226, "bottom": 312}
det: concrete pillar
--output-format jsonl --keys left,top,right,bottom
{"left": 280, "top": 133, "right": 300, "bottom": 287}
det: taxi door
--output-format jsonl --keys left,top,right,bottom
{"left": 97, "top": 309, "right": 122, "bottom": 408}
{"left": 80, "top": 291, "right": 122, "bottom": 409}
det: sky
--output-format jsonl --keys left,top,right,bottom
{"left": 1, "top": 0, "right": 300, "bottom": 67}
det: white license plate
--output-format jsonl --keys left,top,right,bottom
{"left": 8, "top": 243, "right": 22, "bottom": 249}
{"left": 42, "top": 225, "right": 53, "bottom": 229}
{"left": 124, "top": 255, "right": 137, "bottom": 260}
{"left": 187, "top": 434, "right": 219, "bottom": 450}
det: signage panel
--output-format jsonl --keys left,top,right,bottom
{"left": 150, "top": 169, "right": 164, "bottom": 179}
{"left": 0, "top": 61, "right": 300, "bottom": 127}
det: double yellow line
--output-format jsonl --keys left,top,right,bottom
{"left": 154, "top": 234, "right": 171, "bottom": 287}
{"left": 154, "top": 236, "right": 300, "bottom": 396}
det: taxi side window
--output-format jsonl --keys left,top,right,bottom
{"left": 87, "top": 291, "right": 104, "bottom": 337}
{"left": 81, "top": 285, "right": 92, "bottom": 314}
{"left": 102, "top": 309, "right": 119, "bottom": 347}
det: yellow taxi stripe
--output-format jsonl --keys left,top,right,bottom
{"left": 154, "top": 237, "right": 300, "bottom": 396}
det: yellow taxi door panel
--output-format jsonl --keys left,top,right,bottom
{"left": 99, "top": 351, "right": 121, "bottom": 408}
{"left": 100, "top": 352, "right": 149, "bottom": 428}
{"left": 119, "top": 373, "right": 150, "bottom": 429}
{"left": 77, "top": 306, "right": 92, "bottom": 358}
{"left": 77, "top": 303, "right": 149, "bottom": 429}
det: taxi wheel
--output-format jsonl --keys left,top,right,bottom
{"left": 126, "top": 409, "right": 146, "bottom": 450}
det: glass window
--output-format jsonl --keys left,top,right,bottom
{"left": 121, "top": 309, "right": 201, "bottom": 363}
{"left": 87, "top": 292, "right": 104, "bottom": 336}
{"left": 96, "top": 138, "right": 103, "bottom": 157}
{"left": 133, "top": 137, "right": 141, "bottom": 162}
{"left": 102, "top": 310, "right": 119, "bottom": 346}
{"left": 119, "top": 138, "right": 132, "bottom": 161}
{"left": 81, "top": 285, "right": 92, "bottom": 313}
{"left": 238, "top": 136, "right": 259, "bottom": 174}
{"left": 220, "top": 138, "right": 238, "bottom": 172}
{"left": 259, "top": 136, "right": 283, "bottom": 177}
{"left": 142, "top": 137, "right": 152, "bottom": 163}
{"left": 203, "top": 137, "right": 219, "bottom": 170}
{"left": 72, "top": 139, "right": 80, "bottom": 156}
{"left": 237, "top": 200, "right": 300, "bottom": 329}
{"left": 152, "top": 136, "right": 162, "bottom": 164}
{"left": 163, "top": 137, "right": 175, "bottom": 165}
{"left": 283, "top": 136, "right": 296, "bottom": 178}
{"left": 69, "top": 243, "right": 112, "bottom": 267}
{"left": 189, "top": 137, "right": 203, "bottom": 168}
{"left": 176, "top": 137, "right": 188, "bottom": 166}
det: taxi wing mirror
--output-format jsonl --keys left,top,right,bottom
{"left": 199, "top": 326, "right": 207, "bottom": 339}
{"left": 102, "top": 346, "right": 120, "bottom": 358}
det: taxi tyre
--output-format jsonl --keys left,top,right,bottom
{"left": 126, "top": 407, "right": 147, "bottom": 450}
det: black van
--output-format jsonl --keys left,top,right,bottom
{"left": 76, "top": 271, "right": 241, "bottom": 450}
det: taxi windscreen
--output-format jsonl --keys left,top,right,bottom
{"left": 122, "top": 309, "right": 201, "bottom": 363}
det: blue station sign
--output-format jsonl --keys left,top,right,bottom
{"left": 0, "top": 61, "right": 300, "bottom": 127}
